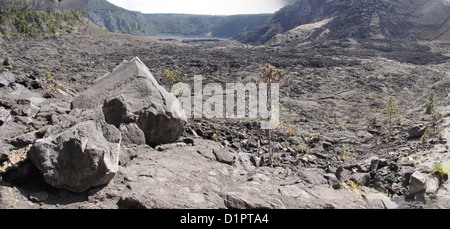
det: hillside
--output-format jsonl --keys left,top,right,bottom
{"left": 143, "top": 14, "right": 271, "bottom": 38}
{"left": 0, "top": 8, "right": 88, "bottom": 37}
{"left": 85, "top": 4, "right": 150, "bottom": 34}
{"left": 0, "top": 0, "right": 90, "bottom": 10}
{"left": 236, "top": 0, "right": 450, "bottom": 44}
{"left": 88, "top": 11, "right": 271, "bottom": 37}
{"left": 0, "top": 0, "right": 271, "bottom": 37}
{"left": 86, "top": 0, "right": 271, "bottom": 37}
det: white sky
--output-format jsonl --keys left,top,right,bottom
{"left": 106, "top": 0, "right": 286, "bottom": 15}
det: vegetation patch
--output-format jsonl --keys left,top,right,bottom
{"left": 0, "top": 9, "right": 86, "bottom": 37}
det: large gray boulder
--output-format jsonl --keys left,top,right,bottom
{"left": 29, "top": 120, "right": 121, "bottom": 193}
{"left": 0, "top": 71, "right": 16, "bottom": 87}
{"left": 71, "top": 57, "right": 187, "bottom": 147}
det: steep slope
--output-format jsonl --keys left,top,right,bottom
{"left": 85, "top": 0, "right": 150, "bottom": 34}
{"left": 0, "top": 7, "right": 88, "bottom": 36}
{"left": 317, "top": 0, "right": 450, "bottom": 41}
{"left": 143, "top": 14, "right": 271, "bottom": 38}
{"left": 235, "top": 0, "right": 331, "bottom": 44}
{"left": 86, "top": 0, "right": 271, "bottom": 37}
{"left": 0, "top": 0, "right": 271, "bottom": 37}
{"left": 236, "top": 0, "right": 450, "bottom": 45}
{"left": 0, "top": 0, "right": 140, "bottom": 35}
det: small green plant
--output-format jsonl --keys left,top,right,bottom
{"left": 293, "top": 142, "right": 309, "bottom": 153}
{"left": 281, "top": 141, "right": 290, "bottom": 148}
{"left": 27, "top": 126, "right": 36, "bottom": 133}
{"left": 368, "top": 116, "right": 379, "bottom": 132}
{"left": 282, "top": 140, "right": 308, "bottom": 153}
{"left": 212, "top": 135, "right": 221, "bottom": 142}
{"left": 421, "top": 90, "right": 444, "bottom": 144}
{"left": 429, "top": 163, "right": 450, "bottom": 180}
{"left": 342, "top": 181, "right": 363, "bottom": 198}
{"left": 342, "top": 153, "right": 357, "bottom": 163}
{"left": 163, "top": 69, "right": 182, "bottom": 85}
{"left": 420, "top": 131, "right": 428, "bottom": 144}
{"left": 44, "top": 70, "right": 60, "bottom": 93}
{"left": 382, "top": 95, "right": 401, "bottom": 151}
{"left": 284, "top": 140, "right": 309, "bottom": 154}
{"left": 302, "top": 129, "right": 319, "bottom": 146}
{"left": 424, "top": 90, "right": 437, "bottom": 115}
{"left": 276, "top": 119, "right": 295, "bottom": 136}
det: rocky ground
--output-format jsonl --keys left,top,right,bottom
{"left": 0, "top": 29, "right": 449, "bottom": 208}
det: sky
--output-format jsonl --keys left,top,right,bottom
{"left": 106, "top": 0, "right": 286, "bottom": 15}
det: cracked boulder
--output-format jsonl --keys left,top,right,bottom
{"left": 71, "top": 57, "right": 187, "bottom": 147}
{"left": 29, "top": 120, "right": 121, "bottom": 193}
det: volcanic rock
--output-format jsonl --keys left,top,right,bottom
{"left": 3, "top": 57, "right": 13, "bottom": 69}
{"left": 29, "top": 120, "right": 121, "bottom": 193}
{"left": 0, "top": 145, "right": 8, "bottom": 164}
{"left": 7, "top": 132, "right": 36, "bottom": 148}
{"left": 0, "top": 84, "right": 45, "bottom": 118}
{"left": 408, "top": 124, "right": 427, "bottom": 139}
{"left": 409, "top": 171, "right": 427, "bottom": 198}
{"left": 71, "top": 57, "right": 187, "bottom": 147}
{"left": 0, "top": 72, "right": 15, "bottom": 87}
{"left": 0, "top": 107, "right": 11, "bottom": 127}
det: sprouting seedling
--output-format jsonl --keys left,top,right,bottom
{"left": 429, "top": 163, "right": 450, "bottom": 179}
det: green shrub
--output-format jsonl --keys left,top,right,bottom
{"left": 421, "top": 90, "right": 443, "bottom": 144}
{"left": 163, "top": 69, "right": 182, "bottom": 85}
{"left": 382, "top": 95, "right": 401, "bottom": 151}
{"left": 0, "top": 9, "right": 85, "bottom": 37}
{"left": 424, "top": 90, "right": 437, "bottom": 115}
